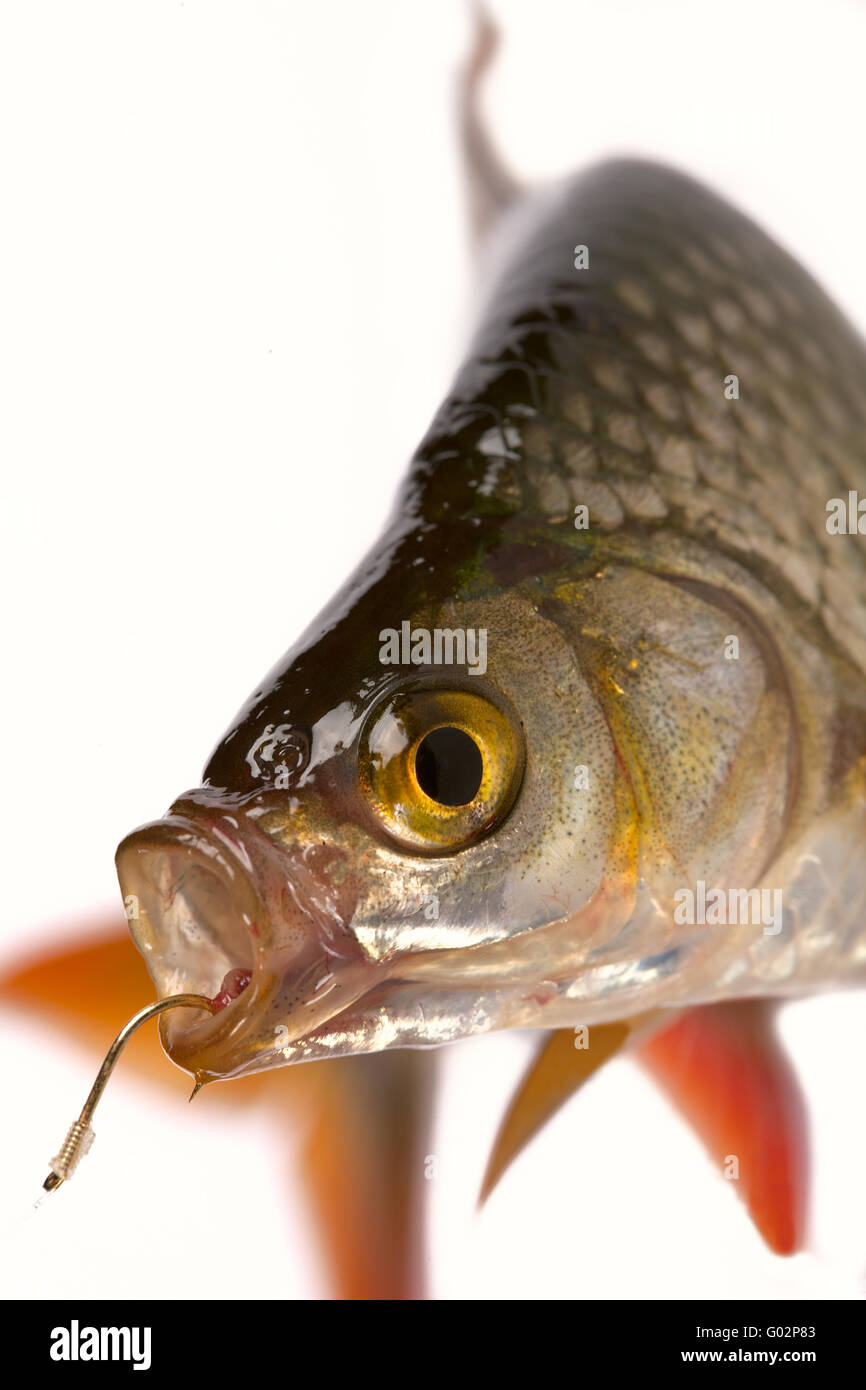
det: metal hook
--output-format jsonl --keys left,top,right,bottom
{"left": 42, "top": 993, "right": 217, "bottom": 1192}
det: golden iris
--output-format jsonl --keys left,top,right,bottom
{"left": 359, "top": 687, "right": 525, "bottom": 854}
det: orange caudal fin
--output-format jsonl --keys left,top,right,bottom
{"left": 638, "top": 1000, "right": 809, "bottom": 1255}
{"left": 0, "top": 915, "right": 148, "bottom": 1020}
{"left": 0, "top": 916, "right": 169, "bottom": 1083}
{"left": 298, "top": 1048, "right": 436, "bottom": 1300}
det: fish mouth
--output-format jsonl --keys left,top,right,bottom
{"left": 115, "top": 815, "right": 270, "bottom": 1064}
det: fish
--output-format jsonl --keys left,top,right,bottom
{"left": 6, "top": 10, "right": 866, "bottom": 1291}
{"left": 117, "top": 58, "right": 866, "bottom": 1065}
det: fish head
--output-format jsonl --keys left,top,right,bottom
{"left": 114, "top": 514, "right": 605, "bottom": 1082}
{"left": 114, "top": 531, "right": 606, "bottom": 1081}
{"left": 116, "top": 503, "right": 798, "bottom": 1083}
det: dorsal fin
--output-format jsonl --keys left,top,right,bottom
{"left": 460, "top": 2, "right": 523, "bottom": 245}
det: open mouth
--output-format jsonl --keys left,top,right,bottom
{"left": 115, "top": 815, "right": 265, "bottom": 1053}
{"left": 116, "top": 806, "right": 387, "bottom": 1080}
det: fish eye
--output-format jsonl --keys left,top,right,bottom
{"left": 359, "top": 687, "right": 525, "bottom": 854}
{"left": 415, "top": 726, "right": 483, "bottom": 806}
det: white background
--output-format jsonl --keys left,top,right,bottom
{"left": 1, "top": 0, "right": 865, "bottom": 1299}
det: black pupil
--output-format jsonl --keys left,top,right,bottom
{"left": 414, "top": 727, "right": 483, "bottom": 807}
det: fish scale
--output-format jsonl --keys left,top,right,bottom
{"left": 411, "top": 160, "right": 866, "bottom": 677}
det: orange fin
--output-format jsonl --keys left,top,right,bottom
{"left": 1, "top": 915, "right": 434, "bottom": 1298}
{"left": 299, "top": 1049, "right": 435, "bottom": 1300}
{"left": 638, "top": 1001, "right": 809, "bottom": 1255}
{"left": 0, "top": 916, "right": 169, "bottom": 1079}
{"left": 480, "top": 1019, "right": 639, "bottom": 1204}
{"left": 1, "top": 917, "right": 272, "bottom": 1104}
{"left": 1, "top": 916, "right": 149, "bottom": 1018}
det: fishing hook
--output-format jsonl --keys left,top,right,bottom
{"left": 42, "top": 994, "right": 217, "bottom": 1192}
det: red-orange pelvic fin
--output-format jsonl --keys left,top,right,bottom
{"left": 638, "top": 1001, "right": 809, "bottom": 1255}
{"left": 299, "top": 1048, "right": 436, "bottom": 1300}
{"left": 480, "top": 1019, "right": 641, "bottom": 1205}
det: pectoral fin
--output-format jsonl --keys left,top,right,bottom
{"left": 479, "top": 1016, "right": 656, "bottom": 1204}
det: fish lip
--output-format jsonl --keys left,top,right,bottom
{"left": 115, "top": 813, "right": 270, "bottom": 1059}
